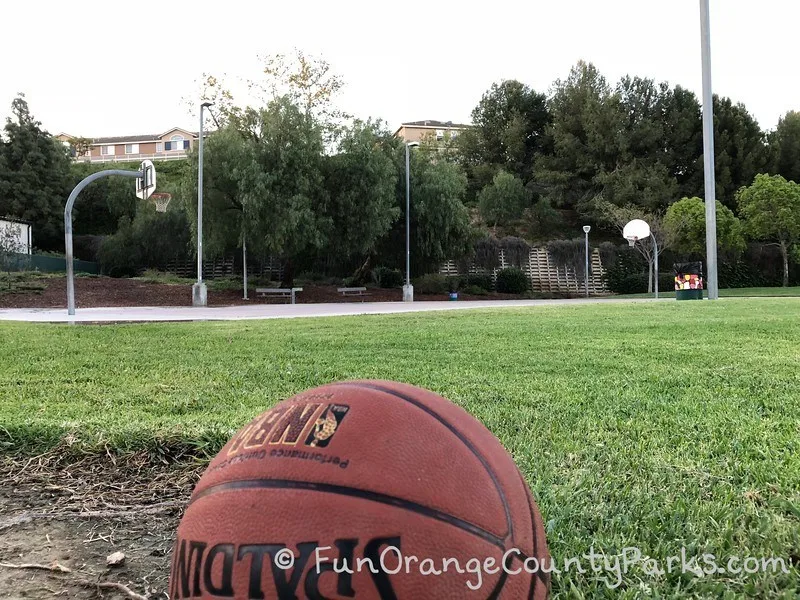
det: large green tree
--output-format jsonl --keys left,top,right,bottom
{"left": 0, "top": 95, "right": 72, "bottom": 250}
{"left": 712, "top": 96, "right": 769, "bottom": 209}
{"left": 771, "top": 111, "right": 800, "bottom": 184}
{"left": 534, "top": 61, "right": 622, "bottom": 216}
{"left": 477, "top": 170, "right": 529, "bottom": 229}
{"left": 456, "top": 80, "right": 550, "bottom": 193}
{"left": 319, "top": 119, "right": 399, "bottom": 275}
{"left": 737, "top": 174, "right": 800, "bottom": 287}
{"left": 377, "top": 147, "right": 472, "bottom": 275}
{"left": 664, "top": 196, "right": 745, "bottom": 257}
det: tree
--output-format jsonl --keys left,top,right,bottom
{"left": 661, "top": 86, "right": 704, "bottom": 198}
{"left": 712, "top": 96, "right": 769, "bottom": 209}
{"left": 67, "top": 137, "right": 93, "bottom": 159}
{"left": 477, "top": 170, "right": 529, "bottom": 229}
{"left": 597, "top": 201, "right": 669, "bottom": 293}
{"left": 664, "top": 196, "right": 745, "bottom": 257}
{"left": 195, "top": 49, "right": 348, "bottom": 141}
{"left": 0, "top": 94, "right": 72, "bottom": 250}
{"left": 320, "top": 120, "right": 399, "bottom": 276}
{"left": 771, "top": 111, "right": 800, "bottom": 184}
{"left": 456, "top": 80, "right": 550, "bottom": 187}
{"left": 737, "top": 174, "right": 800, "bottom": 287}
{"left": 183, "top": 125, "right": 251, "bottom": 259}
{"left": 0, "top": 221, "right": 23, "bottom": 287}
{"left": 238, "top": 97, "right": 328, "bottom": 286}
{"left": 376, "top": 148, "right": 472, "bottom": 275}
{"left": 534, "top": 61, "right": 622, "bottom": 216}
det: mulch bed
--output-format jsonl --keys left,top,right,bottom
{"left": 0, "top": 276, "right": 524, "bottom": 310}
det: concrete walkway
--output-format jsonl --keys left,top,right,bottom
{"left": 0, "top": 297, "right": 663, "bottom": 323}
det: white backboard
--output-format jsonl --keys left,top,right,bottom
{"left": 135, "top": 160, "right": 156, "bottom": 200}
{"left": 623, "top": 219, "right": 650, "bottom": 242}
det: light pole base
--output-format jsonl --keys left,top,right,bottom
{"left": 402, "top": 284, "right": 414, "bottom": 303}
{"left": 192, "top": 282, "right": 208, "bottom": 307}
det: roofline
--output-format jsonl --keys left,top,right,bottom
{"left": 0, "top": 216, "right": 34, "bottom": 226}
{"left": 156, "top": 126, "right": 197, "bottom": 138}
{"left": 393, "top": 123, "right": 470, "bottom": 137}
{"left": 398, "top": 124, "right": 471, "bottom": 129}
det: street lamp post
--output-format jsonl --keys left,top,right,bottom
{"left": 192, "top": 101, "right": 213, "bottom": 307}
{"left": 699, "top": 0, "right": 718, "bottom": 300}
{"left": 582, "top": 225, "right": 591, "bottom": 297}
{"left": 403, "top": 141, "right": 419, "bottom": 302}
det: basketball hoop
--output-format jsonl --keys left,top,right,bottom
{"left": 150, "top": 193, "right": 171, "bottom": 213}
{"left": 623, "top": 220, "right": 650, "bottom": 248}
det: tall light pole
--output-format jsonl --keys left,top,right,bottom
{"left": 700, "top": 0, "right": 719, "bottom": 300}
{"left": 582, "top": 225, "right": 591, "bottom": 297}
{"left": 403, "top": 141, "right": 420, "bottom": 302}
{"left": 192, "top": 101, "right": 213, "bottom": 307}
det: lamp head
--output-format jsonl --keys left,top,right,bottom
{"left": 583, "top": 225, "right": 591, "bottom": 234}
{"left": 201, "top": 101, "right": 214, "bottom": 109}
{"left": 406, "top": 141, "right": 420, "bottom": 148}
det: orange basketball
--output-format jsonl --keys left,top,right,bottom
{"left": 169, "top": 380, "right": 550, "bottom": 599}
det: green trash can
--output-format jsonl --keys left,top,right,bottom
{"left": 674, "top": 262, "right": 704, "bottom": 300}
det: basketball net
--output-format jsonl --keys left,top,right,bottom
{"left": 150, "top": 193, "right": 171, "bottom": 213}
{"left": 627, "top": 236, "right": 638, "bottom": 247}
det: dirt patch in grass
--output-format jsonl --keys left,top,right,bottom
{"left": 0, "top": 276, "right": 528, "bottom": 309}
{"left": 0, "top": 450, "right": 201, "bottom": 599}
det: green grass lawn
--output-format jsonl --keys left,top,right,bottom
{"left": 615, "top": 286, "right": 800, "bottom": 299}
{"left": 1, "top": 299, "right": 799, "bottom": 597}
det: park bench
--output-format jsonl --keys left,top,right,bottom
{"left": 337, "top": 286, "right": 370, "bottom": 299}
{"left": 255, "top": 287, "right": 303, "bottom": 304}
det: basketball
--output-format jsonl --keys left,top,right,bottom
{"left": 169, "top": 380, "right": 550, "bottom": 599}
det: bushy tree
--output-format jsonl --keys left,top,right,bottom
{"left": 534, "top": 61, "right": 621, "bottom": 215}
{"left": 456, "top": 80, "right": 550, "bottom": 189}
{"left": 737, "top": 174, "right": 800, "bottom": 287}
{"left": 320, "top": 120, "right": 399, "bottom": 275}
{"left": 0, "top": 95, "right": 72, "bottom": 250}
{"left": 477, "top": 170, "right": 529, "bottom": 228}
{"left": 712, "top": 96, "right": 769, "bottom": 209}
{"left": 664, "top": 196, "right": 745, "bottom": 257}
{"left": 596, "top": 201, "right": 669, "bottom": 293}
{"left": 377, "top": 147, "right": 472, "bottom": 275}
{"left": 771, "top": 111, "right": 800, "bottom": 184}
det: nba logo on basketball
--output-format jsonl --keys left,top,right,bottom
{"left": 226, "top": 401, "right": 350, "bottom": 456}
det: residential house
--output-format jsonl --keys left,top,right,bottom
{"left": 393, "top": 120, "right": 471, "bottom": 145}
{"left": 56, "top": 127, "right": 198, "bottom": 163}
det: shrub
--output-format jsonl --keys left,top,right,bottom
{"left": 462, "top": 284, "right": 489, "bottom": 296}
{"left": 413, "top": 273, "right": 448, "bottom": 294}
{"left": 547, "top": 238, "right": 586, "bottom": 279}
{"left": 464, "top": 273, "right": 493, "bottom": 292}
{"left": 718, "top": 261, "right": 770, "bottom": 289}
{"left": 372, "top": 266, "right": 404, "bottom": 289}
{"left": 495, "top": 267, "right": 529, "bottom": 294}
{"left": 500, "top": 236, "right": 531, "bottom": 268}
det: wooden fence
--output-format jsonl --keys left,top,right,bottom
{"left": 439, "top": 247, "right": 608, "bottom": 295}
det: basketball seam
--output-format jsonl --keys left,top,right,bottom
{"left": 338, "top": 382, "right": 514, "bottom": 540}
{"left": 189, "top": 478, "right": 506, "bottom": 550}
{"left": 338, "top": 382, "right": 518, "bottom": 600}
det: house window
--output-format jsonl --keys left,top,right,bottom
{"left": 450, "top": 130, "right": 459, "bottom": 140}
{"left": 125, "top": 144, "right": 139, "bottom": 154}
{"left": 156, "top": 142, "right": 163, "bottom": 152}
{"left": 165, "top": 134, "right": 188, "bottom": 151}
{"left": 101, "top": 145, "right": 115, "bottom": 156}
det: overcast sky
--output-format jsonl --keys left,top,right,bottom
{"left": 2, "top": 0, "right": 797, "bottom": 138}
